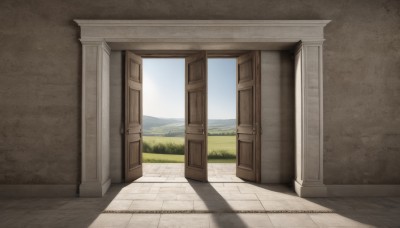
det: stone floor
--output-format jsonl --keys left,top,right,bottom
{"left": 1, "top": 164, "right": 399, "bottom": 227}
{"left": 137, "top": 163, "right": 243, "bottom": 183}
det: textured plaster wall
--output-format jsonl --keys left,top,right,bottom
{"left": 0, "top": 0, "right": 399, "bottom": 185}
{"left": 261, "top": 51, "right": 294, "bottom": 184}
{"left": 109, "top": 51, "right": 124, "bottom": 183}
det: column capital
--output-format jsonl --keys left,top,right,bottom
{"left": 295, "top": 40, "right": 324, "bottom": 54}
{"left": 80, "top": 39, "right": 111, "bottom": 55}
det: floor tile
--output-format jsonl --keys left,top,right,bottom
{"left": 162, "top": 200, "right": 194, "bottom": 211}
{"left": 129, "top": 200, "right": 163, "bottom": 211}
{"left": 115, "top": 193, "right": 157, "bottom": 200}
{"left": 261, "top": 200, "right": 308, "bottom": 211}
{"left": 309, "top": 213, "right": 374, "bottom": 227}
{"left": 126, "top": 214, "right": 160, "bottom": 228}
{"left": 220, "top": 193, "right": 259, "bottom": 201}
{"left": 155, "top": 193, "right": 178, "bottom": 200}
{"left": 268, "top": 213, "right": 318, "bottom": 227}
{"left": 227, "top": 200, "right": 265, "bottom": 211}
{"left": 194, "top": 200, "right": 232, "bottom": 212}
{"left": 159, "top": 214, "right": 210, "bottom": 228}
{"left": 89, "top": 214, "right": 132, "bottom": 227}
{"left": 177, "top": 193, "right": 202, "bottom": 200}
{"left": 210, "top": 213, "right": 273, "bottom": 228}
{"left": 105, "top": 200, "right": 133, "bottom": 211}
{"left": 351, "top": 213, "right": 400, "bottom": 227}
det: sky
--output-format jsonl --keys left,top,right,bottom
{"left": 143, "top": 58, "right": 236, "bottom": 119}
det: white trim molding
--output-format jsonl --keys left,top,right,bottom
{"left": 75, "top": 20, "right": 331, "bottom": 197}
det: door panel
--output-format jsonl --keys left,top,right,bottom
{"left": 128, "top": 86, "right": 141, "bottom": 130}
{"left": 236, "top": 51, "right": 261, "bottom": 182}
{"left": 238, "top": 59, "right": 253, "bottom": 83}
{"left": 127, "top": 134, "right": 141, "bottom": 169}
{"left": 186, "top": 134, "right": 206, "bottom": 169}
{"left": 237, "top": 134, "right": 255, "bottom": 179}
{"left": 187, "top": 89, "right": 205, "bottom": 134}
{"left": 185, "top": 52, "right": 207, "bottom": 182}
{"left": 238, "top": 86, "right": 254, "bottom": 134}
{"left": 125, "top": 52, "right": 143, "bottom": 182}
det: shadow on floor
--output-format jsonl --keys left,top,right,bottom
{"left": 188, "top": 180, "right": 248, "bottom": 227}
{"left": 0, "top": 185, "right": 126, "bottom": 228}
{"left": 1, "top": 182, "right": 399, "bottom": 227}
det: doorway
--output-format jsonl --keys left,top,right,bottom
{"left": 207, "top": 58, "right": 237, "bottom": 181}
{"left": 124, "top": 51, "right": 261, "bottom": 183}
{"left": 77, "top": 19, "right": 328, "bottom": 197}
{"left": 142, "top": 58, "right": 185, "bottom": 178}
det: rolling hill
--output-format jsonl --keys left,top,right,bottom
{"left": 143, "top": 115, "right": 235, "bottom": 136}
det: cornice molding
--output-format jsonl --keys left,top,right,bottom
{"left": 74, "top": 20, "right": 331, "bottom": 47}
{"left": 74, "top": 20, "right": 331, "bottom": 27}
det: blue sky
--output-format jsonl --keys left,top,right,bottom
{"left": 143, "top": 58, "right": 236, "bottom": 119}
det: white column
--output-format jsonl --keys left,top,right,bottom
{"left": 80, "top": 40, "right": 111, "bottom": 197}
{"left": 294, "top": 41, "right": 327, "bottom": 197}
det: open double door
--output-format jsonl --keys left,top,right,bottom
{"left": 124, "top": 51, "right": 261, "bottom": 183}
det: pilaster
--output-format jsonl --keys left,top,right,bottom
{"left": 80, "top": 40, "right": 111, "bottom": 197}
{"left": 294, "top": 41, "right": 327, "bottom": 197}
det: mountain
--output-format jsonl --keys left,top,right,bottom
{"left": 143, "top": 115, "right": 236, "bottom": 136}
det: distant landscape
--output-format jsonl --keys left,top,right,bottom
{"left": 143, "top": 116, "right": 236, "bottom": 163}
{"left": 143, "top": 115, "right": 236, "bottom": 136}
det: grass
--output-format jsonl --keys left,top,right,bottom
{"left": 143, "top": 136, "right": 236, "bottom": 163}
{"left": 207, "top": 136, "right": 236, "bottom": 153}
{"left": 143, "top": 153, "right": 235, "bottom": 163}
{"left": 143, "top": 141, "right": 184, "bottom": 155}
{"left": 143, "top": 136, "right": 184, "bottom": 145}
{"left": 143, "top": 153, "right": 184, "bottom": 163}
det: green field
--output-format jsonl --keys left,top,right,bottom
{"left": 143, "top": 136, "right": 236, "bottom": 163}
{"left": 144, "top": 136, "right": 184, "bottom": 145}
{"left": 143, "top": 153, "right": 235, "bottom": 163}
{"left": 207, "top": 136, "right": 236, "bottom": 153}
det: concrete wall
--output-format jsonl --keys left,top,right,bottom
{"left": 261, "top": 51, "right": 294, "bottom": 184}
{"left": 109, "top": 51, "right": 124, "bottom": 183}
{"left": 0, "top": 0, "right": 399, "bottom": 186}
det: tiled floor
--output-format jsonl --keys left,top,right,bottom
{"left": 137, "top": 163, "right": 243, "bottom": 182}
{"left": 1, "top": 164, "right": 400, "bottom": 227}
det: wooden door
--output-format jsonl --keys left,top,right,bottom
{"left": 236, "top": 51, "right": 261, "bottom": 182}
{"left": 125, "top": 52, "right": 143, "bottom": 182}
{"left": 185, "top": 51, "right": 208, "bottom": 181}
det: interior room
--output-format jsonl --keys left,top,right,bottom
{"left": 1, "top": 1, "right": 399, "bottom": 227}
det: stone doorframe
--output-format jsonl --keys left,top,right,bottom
{"left": 75, "top": 20, "right": 330, "bottom": 197}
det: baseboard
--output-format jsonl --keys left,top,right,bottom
{"left": 102, "top": 178, "right": 111, "bottom": 195}
{"left": 294, "top": 181, "right": 327, "bottom": 197}
{"left": 79, "top": 178, "right": 111, "bottom": 197}
{"left": 0, "top": 184, "right": 77, "bottom": 198}
{"left": 326, "top": 185, "right": 400, "bottom": 197}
